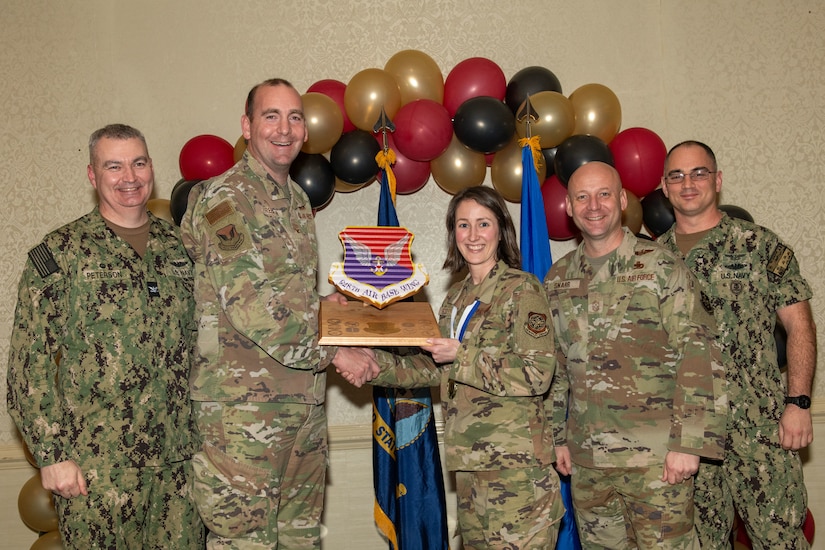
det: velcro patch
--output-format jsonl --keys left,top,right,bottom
{"left": 205, "top": 201, "right": 234, "bottom": 226}
{"left": 766, "top": 244, "right": 793, "bottom": 278}
{"left": 525, "top": 312, "right": 550, "bottom": 338}
{"left": 28, "top": 243, "right": 59, "bottom": 278}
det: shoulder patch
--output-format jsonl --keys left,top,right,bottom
{"left": 766, "top": 243, "right": 793, "bottom": 278}
{"left": 28, "top": 243, "right": 59, "bottom": 278}
{"left": 205, "top": 200, "right": 234, "bottom": 226}
{"left": 525, "top": 311, "right": 550, "bottom": 338}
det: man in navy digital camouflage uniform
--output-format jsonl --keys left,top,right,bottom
{"left": 660, "top": 140, "right": 816, "bottom": 549}
{"left": 7, "top": 124, "right": 204, "bottom": 549}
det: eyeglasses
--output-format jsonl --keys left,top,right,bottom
{"left": 664, "top": 167, "right": 717, "bottom": 185}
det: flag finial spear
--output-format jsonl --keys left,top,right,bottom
{"left": 373, "top": 106, "right": 396, "bottom": 153}
{"left": 516, "top": 95, "right": 538, "bottom": 139}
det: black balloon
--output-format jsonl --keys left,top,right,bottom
{"left": 641, "top": 188, "right": 675, "bottom": 237}
{"left": 170, "top": 178, "right": 201, "bottom": 226}
{"left": 554, "top": 135, "right": 614, "bottom": 186}
{"left": 505, "top": 66, "right": 563, "bottom": 115}
{"left": 541, "top": 147, "right": 557, "bottom": 178}
{"left": 290, "top": 152, "right": 335, "bottom": 209}
{"left": 330, "top": 130, "right": 380, "bottom": 184}
{"left": 453, "top": 96, "right": 515, "bottom": 154}
{"left": 719, "top": 204, "right": 754, "bottom": 222}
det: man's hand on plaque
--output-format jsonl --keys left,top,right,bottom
{"left": 333, "top": 347, "right": 379, "bottom": 387}
{"left": 322, "top": 291, "right": 349, "bottom": 305}
{"left": 420, "top": 337, "right": 459, "bottom": 365}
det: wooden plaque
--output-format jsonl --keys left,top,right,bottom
{"left": 319, "top": 300, "right": 441, "bottom": 346}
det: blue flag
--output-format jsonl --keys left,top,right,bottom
{"left": 373, "top": 164, "right": 448, "bottom": 550}
{"left": 519, "top": 140, "right": 552, "bottom": 281}
{"left": 518, "top": 139, "right": 581, "bottom": 549}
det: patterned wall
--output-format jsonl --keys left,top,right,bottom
{"left": 1, "top": 0, "right": 823, "bottom": 445}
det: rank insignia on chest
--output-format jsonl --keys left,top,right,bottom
{"left": 147, "top": 281, "right": 160, "bottom": 297}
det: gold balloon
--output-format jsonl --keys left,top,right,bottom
{"left": 146, "top": 199, "right": 173, "bottom": 224}
{"left": 622, "top": 189, "right": 643, "bottom": 233}
{"left": 515, "top": 91, "right": 575, "bottom": 149}
{"left": 30, "top": 531, "right": 64, "bottom": 550}
{"left": 490, "top": 138, "right": 547, "bottom": 203}
{"left": 233, "top": 135, "right": 247, "bottom": 163}
{"left": 569, "top": 83, "right": 622, "bottom": 143}
{"left": 334, "top": 176, "right": 369, "bottom": 193}
{"left": 23, "top": 443, "right": 37, "bottom": 468}
{"left": 18, "top": 472, "right": 59, "bottom": 533}
{"left": 384, "top": 49, "right": 444, "bottom": 105}
{"left": 431, "top": 134, "right": 487, "bottom": 195}
{"left": 302, "top": 92, "right": 344, "bottom": 154}
{"left": 344, "top": 68, "right": 402, "bottom": 132}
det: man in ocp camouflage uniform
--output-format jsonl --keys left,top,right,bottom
{"left": 180, "top": 78, "right": 378, "bottom": 549}
{"left": 544, "top": 161, "right": 727, "bottom": 549}
{"left": 6, "top": 124, "right": 204, "bottom": 549}
{"left": 659, "top": 141, "right": 816, "bottom": 549}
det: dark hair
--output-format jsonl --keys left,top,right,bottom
{"left": 245, "top": 78, "right": 296, "bottom": 120}
{"left": 665, "top": 140, "right": 718, "bottom": 172}
{"left": 88, "top": 124, "right": 147, "bottom": 164}
{"left": 443, "top": 186, "right": 521, "bottom": 274}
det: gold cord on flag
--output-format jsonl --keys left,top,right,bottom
{"left": 376, "top": 148, "right": 398, "bottom": 203}
{"left": 518, "top": 135, "right": 542, "bottom": 174}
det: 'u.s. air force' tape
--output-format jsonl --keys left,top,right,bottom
{"left": 28, "top": 243, "right": 59, "bottom": 278}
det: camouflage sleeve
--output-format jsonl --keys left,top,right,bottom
{"left": 661, "top": 263, "right": 728, "bottom": 459}
{"left": 370, "top": 348, "right": 443, "bottom": 388}
{"left": 543, "top": 265, "right": 571, "bottom": 446}
{"left": 187, "top": 186, "right": 324, "bottom": 370}
{"left": 450, "top": 276, "right": 556, "bottom": 397}
{"left": 6, "top": 250, "right": 68, "bottom": 467}
{"left": 548, "top": 349, "right": 570, "bottom": 447}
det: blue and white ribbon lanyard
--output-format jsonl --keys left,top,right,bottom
{"left": 450, "top": 300, "right": 480, "bottom": 342}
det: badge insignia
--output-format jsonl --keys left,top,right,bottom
{"left": 29, "top": 242, "right": 59, "bottom": 278}
{"left": 767, "top": 244, "right": 793, "bottom": 278}
{"left": 526, "top": 312, "right": 550, "bottom": 338}
{"left": 329, "top": 226, "right": 429, "bottom": 308}
{"left": 215, "top": 223, "right": 244, "bottom": 251}
{"left": 147, "top": 281, "right": 160, "bottom": 297}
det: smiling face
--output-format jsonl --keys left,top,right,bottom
{"left": 241, "top": 83, "right": 308, "bottom": 183}
{"left": 87, "top": 136, "right": 153, "bottom": 227}
{"left": 662, "top": 143, "right": 722, "bottom": 221}
{"left": 565, "top": 161, "right": 627, "bottom": 256}
{"left": 454, "top": 198, "right": 500, "bottom": 283}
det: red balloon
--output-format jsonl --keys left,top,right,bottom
{"left": 374, "top": 132, "right": 431, "bottom": 194}
{"left": 443, "top": 57, "right": 507, "bottom": 118}
{"left": 608, "top": 127, "right": 666, "bottom": 198}
{"left": 391, "top": 99, "right": 452, "bottom": 162}
{"left": 179, "top": 135, "right": 235, "bottom": 181}
{"left": 541, "top": 174, "right": 579, "bottom": 241}
{"left": 803, "top": 507, "right": 815, "bottom": 544}
{"left": 307, "top": 79, "right": 356, "bottom": 133}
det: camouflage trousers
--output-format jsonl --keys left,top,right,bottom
{"left": 192, "top": 401, "right": 328, "bottom": 549}
{"left": 570, "top": 463, "right": 699, "bottom": 549}
{"left": 694, "top": 422, "right": 808, "bottom": 550}
{"left": 455, "top": 466, "right": 565, "bottom": 549}
{"left": 54, "top": 460, "right": 204, "bottom": 549}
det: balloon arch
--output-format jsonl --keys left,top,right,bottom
{"left": 167, "top": 49, "right": 687, "bottom": 240}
